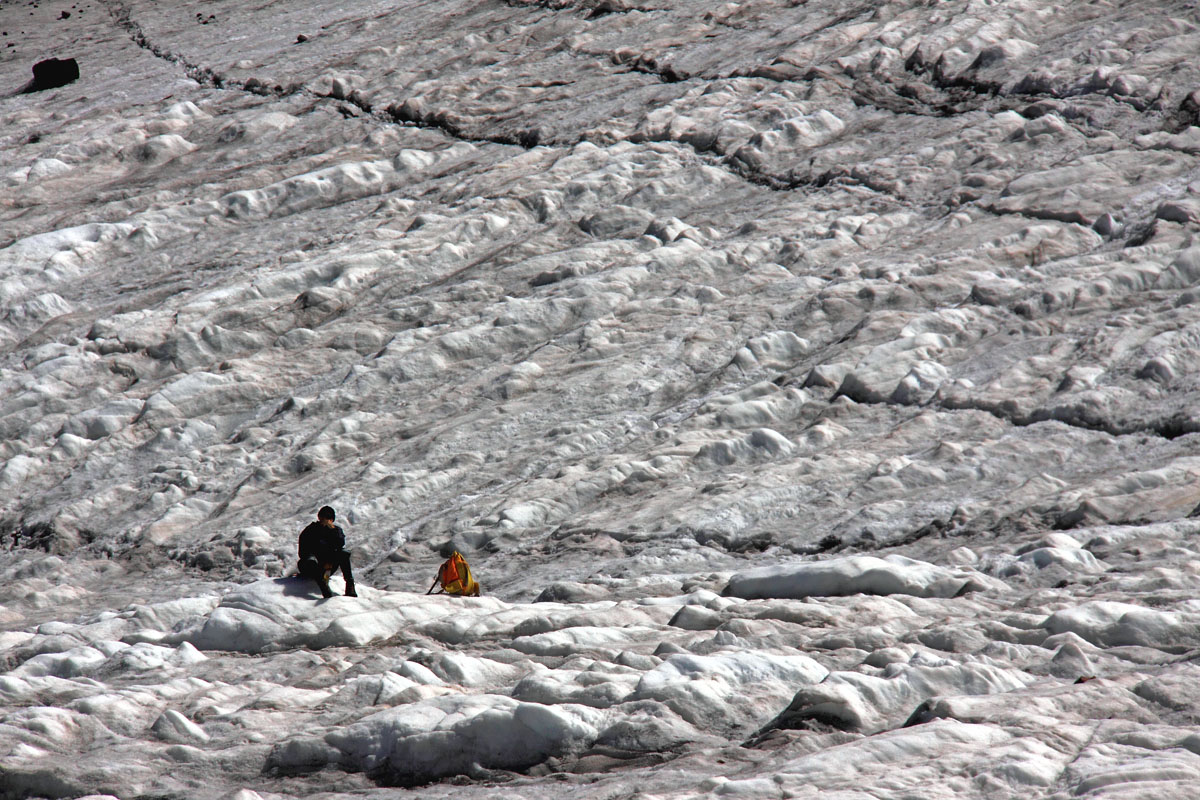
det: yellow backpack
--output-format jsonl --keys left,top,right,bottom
{"left": 426, "top": 551, "right": 480, "bottom": 597}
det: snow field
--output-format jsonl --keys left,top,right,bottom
{"left": 5, "top": 550, "right": 1200, "bottom": 796}
{"left": 7, "top": 0, "right": 1200, "bottom": 797}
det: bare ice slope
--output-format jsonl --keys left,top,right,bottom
{"left": 4, "top": 0, "right": 1200, "bottom": 797}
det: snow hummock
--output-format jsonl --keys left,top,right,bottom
{"left": 171, "top": 578, "right": 505, "bottom": 654}
{"left": 271, "top": 694, "right": 603, "bottom": 784}
{"left": 724, "top": 555, "right": 1005, "bottom": 599}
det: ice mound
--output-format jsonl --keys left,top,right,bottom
{"left": 632, "top": 651, "right": 829, "bottom": 727}
{"left": 269, "top": 694, "right": 603, "bottom": 784}
{"left": 4, "top": 222, "right": 135, "bottom": 272}
{"left": 718, "top": 719, "right": 1057, "bottom": 797}
{"left": 119, "top": 134, "right": 197, "bottom": 165}
{"left": 733, "top": 330, "right": 810, "bottom": 370}
{"left": 724, "top": 555, "right": 1005, "bottom": 599}
{"left": 696, "top": 428, "right": 795, "bottom": 466}
{"left": 218, "top": 143, "right": 474, "bottom": 221}
{"left": 512, "top": 664, "right": 641, "bottom": 709}
{"left": 769, "top": 654, "right": 1032, "bottom": 734}
{"left": 1043, "top": 601, "right": 1200, "bottom": 651}
{"left": 511, "top": 625, "right": 663, "bottom": 657}
{"left": 150, "top": 709, "right": 209, "bottom": 743}
{"left": 25, "top": 158, "right": 73, "bottom": 182}
{"left": 8, "top": 645, "right": 109, "bottom": 678}
{"left": 169, "top": 578, "right": 503, "bottom": 654}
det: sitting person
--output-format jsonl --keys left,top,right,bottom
{"left": 297, "top": 506, "right": 357, "bottom": 598}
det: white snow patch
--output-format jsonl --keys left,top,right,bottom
{"left": 725, "top": 555, "right": 1004, "bottom": 599}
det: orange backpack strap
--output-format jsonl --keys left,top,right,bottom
{"left": 426, "top": 555, "right": 450, "bottom": 594}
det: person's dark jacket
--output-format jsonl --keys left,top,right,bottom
{"left": 298, "top": 522, "right": 346, "bottom": 565}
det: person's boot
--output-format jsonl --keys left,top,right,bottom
{"left": 318, "top": 578, "right": 334, "bottom": 598}
{"left": 344, "top": 582, "right": 357, "bottom": 597}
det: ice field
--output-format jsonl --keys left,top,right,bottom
{"left": 4, "top": 0, "right": 1200, "bottom": 797}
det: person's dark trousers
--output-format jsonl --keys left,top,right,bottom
{"left": 298, "top": 556, "right": 333, "bottom": 597}
{"left": 298, "top": 552, "right": 356, "bottom": 597}
{"left": 331, "top": 550, "right": 357, "bottom": 596}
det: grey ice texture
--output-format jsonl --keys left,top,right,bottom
{"left": 5, "top": 0, "right": 1200, "bottom": 798}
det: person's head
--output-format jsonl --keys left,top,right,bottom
{"left": 318, "top": 506, "right": 336, "bottom": 524}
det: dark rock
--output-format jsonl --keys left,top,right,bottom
{"left": 1092, "top": 213, "right": 1123, "bottom": 238}
{"left": 1179, "top": 90, "right": 1200, "bottom": 127}
{"left": 1155, "top": 199, "right": 1200, "bottom": 225}
{"left": 530, "top": 265, "right": 582, "bottom": 286}
{"left": 750, "top": 62, "right": 804, "bottom": 81}
{"left": 1136, "top": 357, "right": 1175, "bottom": 384}
{"left": 578, "top": 205, "right": 655, "bottom": 239}
{"left": 23, "top": 57, "right": 79, "bottom": 93}
{"left": 517, "top": 128, "right": 540, "bottom": 148}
